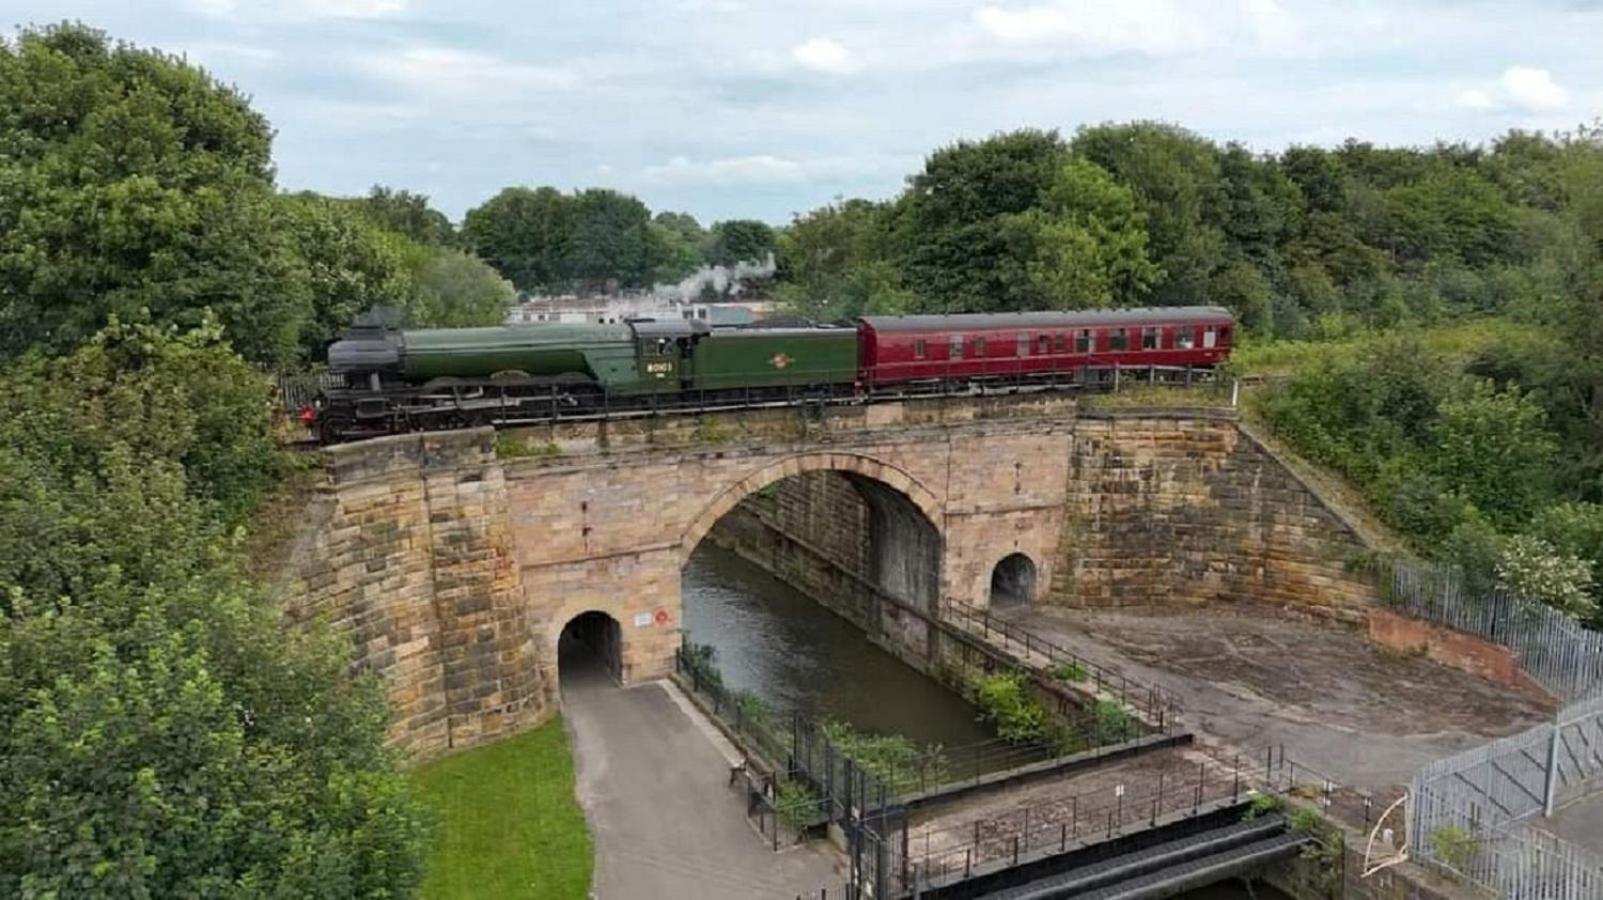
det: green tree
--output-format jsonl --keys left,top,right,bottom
{"left": 776, "top": 199, "right": 912, "bottom": 320}
{"left": 0, "top": 23, "right": 313, "bottom": 366}
{"left": 356, "top": 185, "right": 456, "bottom": 246}
{"left": 997, "top": 157, "right": 1160, "bottom": 309}
{"left": 1209, "top": 261, "right": 1274, "bottom": 332}
{"left": 0, "top": 323, "right": 428, "bottom": 897}
{"left": 1071, "top": 122, "right": 1226, "bottom": 306}
{"left": 406, "top": 246, "right": 516, "bottom": 328}
{"left": 705, "top": 219, "right": 778, "bottom": 266}
{"left": 564, "top": 188, "right": 657, "bottom": 288}
{"left": 900, "top": 129, "right": 1071, "bottom": 311}
{"left": 277, "top": 193, "right": 418, "bottom": 358}
{"left": 462, "top": 186, "right": 573, "bottom": 292}
{"left": 1429, "top": 382, "right": 1557, "bottom": 530}
{"left": 1375, "top": 167, "right": 1518, "bottom": 268}
{"left": 648, "top": 215, "right": 705, "bottom": 284}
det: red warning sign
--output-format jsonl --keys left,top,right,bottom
{"left": 654, "top": 608, "right": 670, "bottom": 626}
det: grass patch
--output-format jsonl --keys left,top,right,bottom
{"left": 413, "top": 719, "right": 592, "bottom": 900}
{"left": 1049, "top": 661, "right": 1088, "bottom": 683}
{"left": 1230, "top": 318, "right": 1539, "bottom": 378}
{"left": 495, "top": 433, "right": 561, "bottom": 459}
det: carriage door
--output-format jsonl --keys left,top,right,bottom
{"left": 1202, "top": 326, "right": 1218, "bottom": 349}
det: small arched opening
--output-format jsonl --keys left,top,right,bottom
{"left": 559, "top": 610, "right": 623, "bottom": 686}
{"left": 989, "top": 553, "right": 1037, "bottom": 609}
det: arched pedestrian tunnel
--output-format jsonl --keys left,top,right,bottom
{"left": 989, "top": 552, "right": 1037, "bottom": 609}
{"left": 558, "top": 610, "right": 622, "bottom": 685}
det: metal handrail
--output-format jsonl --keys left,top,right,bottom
{"left": 940, "top": 598, "right": 1179, "bottom": 725}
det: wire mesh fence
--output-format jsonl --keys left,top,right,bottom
{"left": 1411, "top": 783, "right": 1603, "bottom": 899}
{"left": 1375, "top": 558, "right": 1603, "bottom": 703}
{"left": 1408, "top": 692, "right": 1603, "bottom": 896}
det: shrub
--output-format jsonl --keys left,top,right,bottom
{"left": 774, "top": 780, "right": 822, "bottom": 831}
{"left": 1431, "top": 825, "right": 1479, "bottom": 871}
{"left": 1093, "top": 700, "right": 1135, "bottom": 741}
{"left": 820, "top": 720, "right": 940, "bottom": 791}
{"left": 1050, "top": 661, "right": 1088, "bottom": 682}
{"left": 972, "top": 671, "right": 1051, "bottom": 744}
{"left": 1495, "top": 534, "right": 1597, "bottom": 620}
{"left": 1243, "top": 794, "right": 1285, "bottom": 820}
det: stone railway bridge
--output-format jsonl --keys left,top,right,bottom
{"left": 277, "top": 395, "right": 1377, "bottom": 759}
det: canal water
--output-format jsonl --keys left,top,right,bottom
{"left": 680, "top": 544, "right": 994, "bottom": 749}
{"left": 682, "top": 545, "right": 1294, "bottom": 900}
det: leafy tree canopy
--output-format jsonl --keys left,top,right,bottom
{"left": 0, "top": 22, "right": 303, "bottom": 365}
{"left": 0, "top": 322, "right": 428, "bottom": 898}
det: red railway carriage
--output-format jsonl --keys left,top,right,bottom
{"left": 856, "top": 306, "right": 1234, "bottom": 387}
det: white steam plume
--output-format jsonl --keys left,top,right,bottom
{"left": 651, "top": 253, "right": 776, "bottom": 303}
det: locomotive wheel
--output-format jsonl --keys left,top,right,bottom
{"left": 318, "top": 411, "right": 357, "bottom": 444}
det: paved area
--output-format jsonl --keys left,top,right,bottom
{"left": 1539, "top": 794, "right": 1603, "bottom": 852}
{"left": 998, "top": 606, "right": 1551, "bottom": 794}
{"left": 560, "top": 646, "right": 843, "bottom": 899}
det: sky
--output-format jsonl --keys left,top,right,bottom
{"left": 8, "top": 0, "right": 1603, "bottom": 225}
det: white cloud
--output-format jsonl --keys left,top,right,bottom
{"left": 357, "top": 46, "right": 579, "bottom": 99}
{"left": 635, "top": 153, "right": 913, "bottom": 187}
{"left": 1455, "top": 66, "right": 1569, "bottom": 113}
{"left": 1501, "top": 66, "right": 1568, "bottom": 111}
{"left": 791, "top": 38, "right": 858, "bottom": 75}
{"left": 177, "top": 42, "right": 282, "bottom": 70}
{"left": 972, "top": 0, "right": 1206, "bottom": 56}
{"left": 185, "top": 0, "right": 408, "bottom": 21}
{"left": 643, "top": 155, "right": 809, "bottom": 185}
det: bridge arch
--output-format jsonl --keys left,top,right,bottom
{"left": 678, "top": 451, "right": 946, "bottom": 562}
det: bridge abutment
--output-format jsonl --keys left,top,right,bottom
{"left": 276, "top": 397, "right": 1382, "bottom": 759}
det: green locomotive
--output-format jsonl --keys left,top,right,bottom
{"left": 317, "top": 317, "right": 857, "bottom": 441}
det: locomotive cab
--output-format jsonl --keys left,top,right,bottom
{"left": 628, "top": 319, "right": 706, "bottom": 391}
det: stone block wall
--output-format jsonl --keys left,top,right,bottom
{"left": 271, "top": 397, "right": 1399, "bottom": 762}
{"left": 1052, "top": 411, "right": 1377, "bottom": 620}
{"left": 279, "top": 429, "right": 547, "bottom": 759}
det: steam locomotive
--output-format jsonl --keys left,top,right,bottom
{"left": 311, "top": 306, "right": 1235, "bottom": 443}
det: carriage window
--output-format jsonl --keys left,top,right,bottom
{"left": 1110, "top": 329, "right": 1128, "bottom": 351}
{"left": 1142, "top": 327, "right": 1159, "bottom": 350}
{"left": 1037, "top": 335, "right": 1051, "bottom": 354}
{"left": 1219, "top": 327, "right": 1231, "bottom": 343}
{"left": 1202, "top": 327, "right": 1217, "bottom": 349}
{"left": 974, "top": 337, "right": 987, "bottom": 356}
{"left": 1053, "top": 334, "right": 1067, "bottom": 353}
{"left": 1075, "top": 330, "right": 1091, "bottom": 353}
{"left": 949, "top": 334, "right": 963, "bottom": 357}
{"left": 1177, "top": 326, "right": 1194, "bottom": 349}
{"left": 1017, "top": 333, "right": 1031, "bottom": 356}
{"left": 914, "top": 338, "right": 927, "bottom": 360}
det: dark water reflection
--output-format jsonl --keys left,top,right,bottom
{"left": 680, "top": 544, "right": 994, "bottom": 750}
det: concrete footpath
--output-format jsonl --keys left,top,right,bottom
{"left": 561, "top": 654, "right": 842, "bottom": 899}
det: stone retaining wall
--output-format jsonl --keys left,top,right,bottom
{"left": 278, "top": 430, "right": 546, "bottom": 759}
{"left": 1053, "top": 411, "right": 1378, "bottom": 621}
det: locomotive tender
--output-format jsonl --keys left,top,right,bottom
{"left": 312, "top": 306, "right": 1234, "bottom": 443}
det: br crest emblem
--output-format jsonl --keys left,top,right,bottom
{"left": 770, "top": 353, "right": 793, "bottom": 369}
